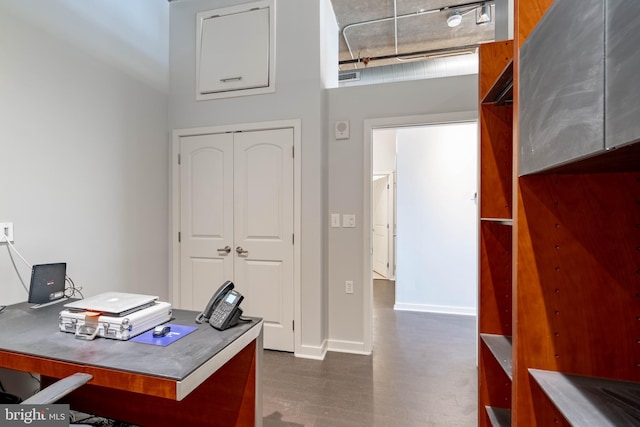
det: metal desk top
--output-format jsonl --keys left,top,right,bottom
{"left": 0, "top": 301, "right": 261, "bottom": 382}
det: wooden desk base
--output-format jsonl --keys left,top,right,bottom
{"left": 44, "top": 341, "right": 256, "bottom": 427}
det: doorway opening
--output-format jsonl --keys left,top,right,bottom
{"left": 363, "top": 112, "right": 478, "bottom": 353}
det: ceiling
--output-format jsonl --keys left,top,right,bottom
{"left": 331, "top": 0, "right": 496, "bottom": 70}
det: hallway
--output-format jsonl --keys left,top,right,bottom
{"left": 262, "top": 279, "right": 478, "bottom": 426}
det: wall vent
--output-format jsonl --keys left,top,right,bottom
{"left": 339, "top": 71, "right": 360, "bottom": 82}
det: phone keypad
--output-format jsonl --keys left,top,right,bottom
{"left": 211, "top": 303, "right": 233, "bottom": 326}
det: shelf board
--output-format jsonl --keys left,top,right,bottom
{"left": 529, "top": 369, "right": 640, "bottom": 426}
{"left": 480, "top": 334, "right": 513, "bottom": 380}
{"left": 482, "top": 60, "right": 513, "bottom": 105}
{"left": 481, "top": 218, "right": 513, "bottom": 226}
{"left": 485, "top": 406, "right": 511, "bottom": 427}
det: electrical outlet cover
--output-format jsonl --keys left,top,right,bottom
{"left": 0, "top": 222, "right": 14, "bottom": 243}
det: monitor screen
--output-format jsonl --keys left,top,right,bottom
{"left": 28, "top": 263, "right": 67, "bottom": 305}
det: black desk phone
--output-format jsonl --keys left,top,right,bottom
{"left": 196, "top": 280, "right": 244, "bottom": 331}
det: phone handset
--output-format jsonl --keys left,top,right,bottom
{"left": 208, "top": 289, "right": 244, "bottom": 331}
{"left": 196, "top": 280, "right": 234, "bottom": 324}
{"left": 195, "top": 280, "right": 245, "bottom": 330}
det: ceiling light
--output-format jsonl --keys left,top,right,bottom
{"left": 447, "top": 12, "right": 462, "bottom": 28}
{"left": 476, "top": 4, "right": 491, "bottom": 25}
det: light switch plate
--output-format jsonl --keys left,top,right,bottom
{"left": 343, "top": 214, "right": 356, "bottom": 228}
{"left": 331, "top": 214, "right": 341, "bottom": 228}
{"left": 345, "top": 280, "right": 354, "bottom": 294}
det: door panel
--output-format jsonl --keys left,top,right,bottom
{"left": 190, "top": 258, "right": 228, "bottom": 308}
{"left": 373, "top": 175, "right": 390, "bottom": 278}
{"left": 234, "top": 128, "right": 294, "bottom": 352}
{"left": 242, "top": 259, "right": 284, "bottom": 321}
{"left": 180, "top": 134, "right": 234, "bottom": 310}
{"left": 243, "top": 144, "right": 282, "bottom": 238}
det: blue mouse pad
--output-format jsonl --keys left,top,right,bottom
{"left": 131, "top": 323, "right": 198, "bottom": 346}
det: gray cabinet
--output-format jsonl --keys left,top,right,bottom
{"left": 605, "top": 0, "right": 640, "bottom": 150}
{"left": 519, "top": 0, "right": 640, "bottom": 174}
{"left": 519, "top": 0, "right": 604, "bottom": 175}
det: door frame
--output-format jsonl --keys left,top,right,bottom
{"left": 171, "top": 119, "right": 302, "bottom": 353}
{"left": 363, "top": 112, "right": 476, "bottom": 353}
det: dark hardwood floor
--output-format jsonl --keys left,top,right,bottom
{"left": 262, "top": 279, "right": 478, "bottom": 426}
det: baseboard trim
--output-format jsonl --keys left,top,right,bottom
{"left": 327, "top": 339, "right": 371, "bottom": 356}
{"left": 393, "top": 302, "right": 476, "bottom": 316}
{"left": 295, "top": 340, "right": 328, "bottom": 360}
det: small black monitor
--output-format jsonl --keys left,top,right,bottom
{"left": 28, "top": 263, "right": 67, "bottom": 307}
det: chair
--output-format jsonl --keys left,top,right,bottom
{"left": 21, "top": 372, "right": 92, "bottom": 404}
{"left": 1, "top": 373, "right": 93, "bottom": 426}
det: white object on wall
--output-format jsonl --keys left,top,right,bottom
{"left": 342, "top": 214, "right": 356, "bottom": 228}
{"left": 196, "top": 0, "right": 275, "bottom": 100}
{"left": 334, "top": 120, "right": 350, "bottom": 140}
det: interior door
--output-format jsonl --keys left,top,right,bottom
{"left": 179, "top": 128, "right": 294, "bottom": 352}
{"left": 179, "top": 133, "right": 234, "bottom": 310}
{"left": 233, "top": 128, "right": 294, "bottom": 352}
{"left": 373, "top": 175, "right": 390, "bottom": 278}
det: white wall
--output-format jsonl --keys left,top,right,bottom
{"left": 169, "top": 0, "right": 337, "bottom": 358}
{"left": 326, "top": 74, "right": 478, "bottom": 353}
{"left": 372, "top": 128, "right": 397, "bottom": 174}
{"left": 0, "top": 0, "right": 169, "bottom": 397}
{"left": 0, "top": 1, "right": 170, "bottom": 305}
{"left": 395, "top": 124, "right": 478, "bottom": 315}
{"left": 0, "top": 0, "right": 479, "bottom": 365}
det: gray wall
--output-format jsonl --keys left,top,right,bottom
{"left": 326, "top": 74, "right": 478, "bottom": 351}
{"left": 0, "top": 1, "right": 170, "bottom": 305}
{"left": 169, "top": 0, "right": 336, "bottom": 357}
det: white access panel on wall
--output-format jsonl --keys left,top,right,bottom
{"left": 196, "top": 0, "right": 275, "bottom": 100}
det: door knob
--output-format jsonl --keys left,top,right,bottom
{"left": 217, "top": 246, "right": 231, "bottom": 254}
{"left": 236, "top": 246, "right": 248, "bottom": 255}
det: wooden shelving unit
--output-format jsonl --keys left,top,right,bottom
{"left": 478, "top": 1, "right": 640, "bottom": 426}
{"left": 478, "top": 39, "right": 514, "bottom": 427}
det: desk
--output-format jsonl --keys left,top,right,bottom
{"left": 0, "top": 302, "right": 263, "bottom": 427}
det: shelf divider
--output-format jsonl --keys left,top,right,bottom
{"left": 480, "top": 334, "right": 512, "bottom": 380}
{"left": 529, "top": 369, "right": 640, "bottom": 426}
{"left": 480, "top": 218, "right": 513, "bottom": 226}
{"left": 485, "top": 406, "right": 511, "bottom": 427}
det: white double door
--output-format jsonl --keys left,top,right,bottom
{"left": 179, "top": 128, "right": 294, "bottom": 352}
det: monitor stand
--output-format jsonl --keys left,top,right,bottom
{"left": 31, "top": 297, "right": 68, "bottom": 309}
